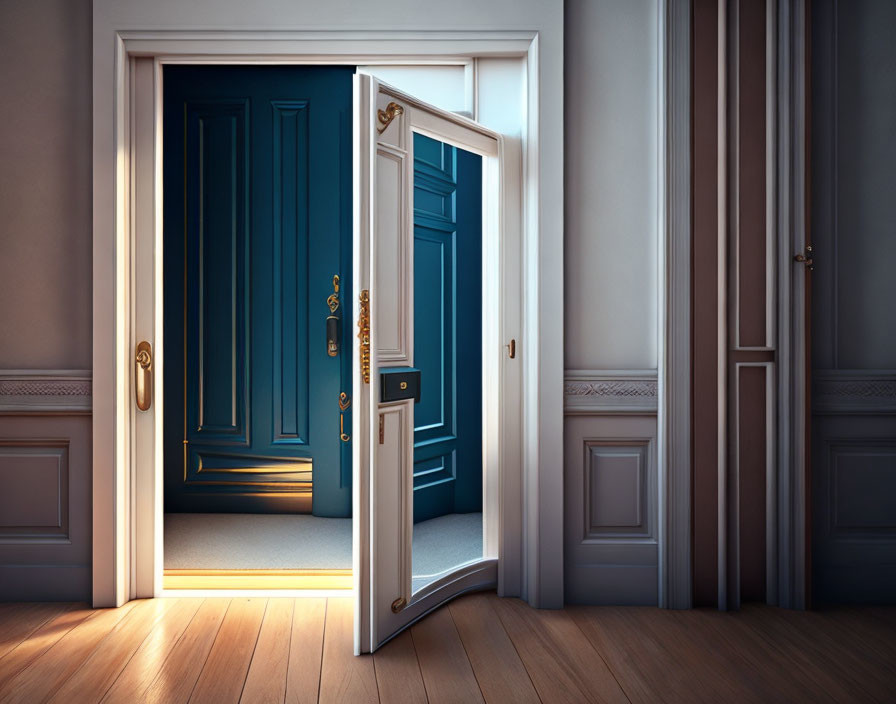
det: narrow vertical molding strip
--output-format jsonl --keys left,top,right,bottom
{"left": 716, "top": 0, "right": 730, "bottom": 612}
{"left": 692, "top": 0, "right": 724, "bottom": 608}
{"left": 775, "top": 0, "right": 809, "bottom": 611}
{"left": 664, "top": 0, "right": 693, "bottom": 609}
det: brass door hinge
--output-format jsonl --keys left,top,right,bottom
{"left": 794, "top": 245, "right": 814, "bottom": 271}
{"left": 378, "top": 413, "right": 384, "bottom": 445}
{"left": 377, "top": 102, "right": 404, "bottom": 133}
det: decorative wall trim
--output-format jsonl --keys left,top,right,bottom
{"left": 775, "top": 0, "right": 809, "bottom": 610}
{"left": 0, "top": 371, "right": 92, "bottom": 413}
{"left": 0, "top": 439, "right": 70, "bottom": 543}
{"left": 813, "top": 372, "right": 896, "bottom": 415}
{"left": 564, "top": 370, "right": 658, "bottom": 414}
{"left": 564, "top": 415, "right": 659, "bottom": 605}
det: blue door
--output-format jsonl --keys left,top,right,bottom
{"left": 163, "top": 66, "right": 353, "bottom": 517}
{"left": 412, "top": 133, "right": 483, "bottom": 523}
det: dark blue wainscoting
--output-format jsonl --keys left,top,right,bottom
{"left": 163, "top": 66, "right": 353, "bottom": 516}
{"left": 412, "top": 133, "right": 483, "bottom": 523}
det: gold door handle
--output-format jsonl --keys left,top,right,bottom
{"left": 339, "top": 392, "right": 351, "bottom": 442}
{"left": 135, "top": 341, "right": 152, "bottom": 411}
{"left": 358, "top": 290, "right": 371, "bottom": 384}
{"left": 327, "top": 274, "right": 340, "bottom": 357}
{"left": 506, "top": 339, "right": 516, "bottom": 359}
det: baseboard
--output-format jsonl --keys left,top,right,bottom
{"left": 0, "top": 564, "right": 90, "bottom": 601}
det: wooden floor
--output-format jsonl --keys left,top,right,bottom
{"left": 0, "top": 593, "right": 894, "bottom": 703}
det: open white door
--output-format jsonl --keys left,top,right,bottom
{"left": 353, "top": 74, "right": 504, "bottom": 653}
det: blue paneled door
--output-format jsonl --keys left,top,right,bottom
{"left": 163, "top": 66, "right": 353, "bottom": 517}
{"left": 412, "top": 134, "right": 483, "bottom": 523}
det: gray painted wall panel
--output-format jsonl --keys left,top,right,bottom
{"left": 0, "top": 0, "right": 92, "bottom": 370}
{"left": 564, "top": 415, "right": 658, "bottom": 605}
{"left": 564, "top": 0, "right": 660, "bottom": 370}
{"left": 834, "top": 0, "right": 896, "bottom": 370}
{"left": 811, "top": 0, "right": 896, "bottom": 604}
{"left": 0, "top": 416, "right": 91, "bottom": 600}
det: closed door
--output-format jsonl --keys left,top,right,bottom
{"left": 163, "top": 65, "right": 354, "bottom": 517}
{"left": 810, "top": 0, "right": 896, "bottom": 603}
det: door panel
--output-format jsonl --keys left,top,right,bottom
{"left": 164, "top": 66, "right": 353, "bottom": 516}
{"left": 810, "top": 0, "right": 896, "bottom": 603}
{"left": 354, "top": 74, "right": 500, "bottom": 653}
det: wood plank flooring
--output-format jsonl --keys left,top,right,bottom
{"left": 0, "top": 593, "right": 893, "bottom": 703}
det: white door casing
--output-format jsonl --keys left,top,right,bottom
{"left": 354, "top": 74, "right": 505, "bottom": 653}
{"left": 93, "top": 8, "right": 562, "bottom": 610}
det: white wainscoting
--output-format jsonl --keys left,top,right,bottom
{"left": 564, "top": 370, "right": 659, "bottom": 605}
{"left": 0, "top": 370, "right": 92, "bottom": 600}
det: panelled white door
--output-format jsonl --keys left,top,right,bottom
{"left": 352, "top": 74, "right": 503, "bottom": 653}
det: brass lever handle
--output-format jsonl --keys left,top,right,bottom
{"left": 135, "top": 341, "right": 153, "bottom": 411}
{"left": 506, "top": 339, "right": 516, "bottom": 359}
{"left": 327, "top": 274, "right": 340, "bottom": 357}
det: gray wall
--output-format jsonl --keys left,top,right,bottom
{"left": 563, "top": 0, "right": 661, "bottom": 605}
{"left": 564, "top": 0, "right": 659, "bottom": 372}
{"left": 0, "top": 0, "right": 93, "bottom": 600}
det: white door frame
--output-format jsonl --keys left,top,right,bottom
{"left": 92, "top": 26, "right": 563, "bottom": 608}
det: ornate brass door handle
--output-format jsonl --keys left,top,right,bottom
{"left": 327, "top": 274, "right": 340, "bottom": 357}
{"left": 135, "top": 341, "right": 152, "bottom": 411}
{"left": 358, "top": 290, "right": 371, "bottom": 384}
{"left": 339, "top": 392, "right": 351, "bottom": 442}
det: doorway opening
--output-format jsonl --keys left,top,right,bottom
{"left": 158, "top": 65, "right": 489, "bottom": 594}
{"left": 161, "top": 64, "right": 355, "bottom": 590}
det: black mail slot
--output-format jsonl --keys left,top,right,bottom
{"left": 380, "top": 368, "right": 421, "bottom": 403}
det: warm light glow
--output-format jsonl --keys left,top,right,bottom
{"left": 163, "top": 569, "right": 352, "bottom": 590}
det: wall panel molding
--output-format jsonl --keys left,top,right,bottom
{"left": 0, "top": 439, "right": 70, "bottom": 543}
{"left": 584, "top": 439, "right": 652, "bottom": 538}
{"left": 813, "top": 372, "right": 896, "bottom": 415}
{"left": 564, "top": 415, "right": 658, "bottom": 604}
{"left": 0, "top": 414, "right": 91, "bottom": 600}
{"left": 0, "top": 370, "right": 92, "bottom": 414}
{"left": 564, "top": 370, "right": 658, "bottom": 414}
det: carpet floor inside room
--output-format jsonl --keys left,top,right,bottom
{"left": 164, "top": 512, "right": 483, "bottom": 582}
